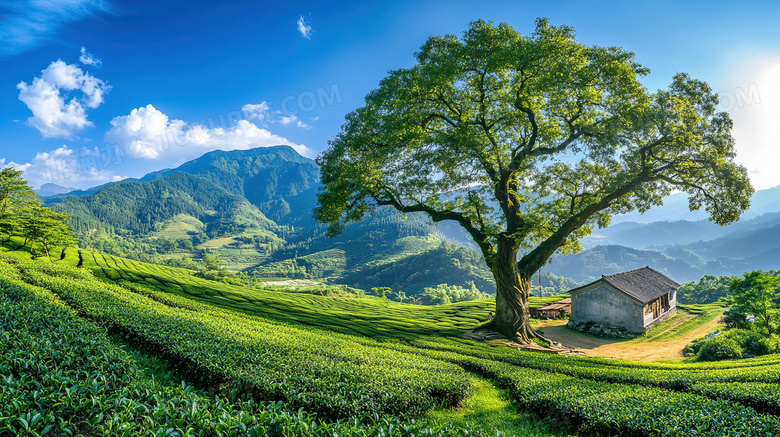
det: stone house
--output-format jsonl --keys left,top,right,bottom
{"left": 566, "top": 267, "right": 679, "bottom": 337}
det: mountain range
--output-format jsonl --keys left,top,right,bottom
{"left": 44, "top": 145, "right": 780, "bottom": 292}
{"left": 549, "top": 190, "right": 780, "bottom": 283}
{"left": 45, "top": 146, "right": 496, "bottom": 297}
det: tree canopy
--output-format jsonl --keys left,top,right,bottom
{"left": 0, "top": 168, "right": 38, "bottom": 238}
{"left": 0, "top": 167, "right": 75, "bottom": 259}
{"left": 315, "top": 19, "right": 753, "bottom": 341}
{"left": 730, "top": 271, "right": 780, "bottom": 332}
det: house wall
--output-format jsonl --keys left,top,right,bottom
{"left": 642, "top": 291, "right": 678, "bottom": 331}
{"left": 644, "top": 307, "right": 677, "bottom": 332}
{"left": 570, "top": 284, "right": 645, "bottom": 332}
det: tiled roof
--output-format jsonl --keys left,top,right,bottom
{"left": 569, "top": 267, "right": 680, "bottom": 304}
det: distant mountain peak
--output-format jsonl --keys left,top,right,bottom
{"left": 36, "top": 183, "right": 76, "bottom": 197}
{"left": 138, "top": 145, "right": 320, "bottom": 226}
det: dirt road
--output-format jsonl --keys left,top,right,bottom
{"left": 541, "top": 312, "right": 724, "bottom": 361}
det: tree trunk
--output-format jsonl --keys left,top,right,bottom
{"left": 486, "top": 236, "right": 543, "bottom": 343}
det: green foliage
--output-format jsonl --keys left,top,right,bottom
{"left": 730, "top": 270, "right": 780, "bottom": 332}
{"left": 691, "top": 382, "right": 780, "bottom": 416}
{"left": 20, "top": 206, "right": 75, "bottom": 259}
{"left": 697, "top": 335, "right": 743, "bottom": 361}
{"left": 0, "top": 167, "right": 75, "bottom": 259}
{"left": 316, "top": 18, "right": 752, "bottom": 254}
{"left": 723, "top": 306, "right": 751, "bottom": 329}
{"left": 724, "top": 329, "right": 780, "bottom": 356}
{"left": 407, "top": 340, "right": 780, "bottom": 436}
{"left": 419, "top": 283, "right": 492, "bottom": 305}
{"left": 0, "top": 167, "right": 38, "bottom": 238}
{"left": 4, "top": 251, "right": 471, "bottom": 420}
{"left": 690, "top": 329, "right": 780, "bottom": 360}
{"left": 0, "top": 256, "right": 478, "bottom": 435}
{"left": 371, "top": 286, "right": 392, "bottom": 298}
{"left": 678, "top": 274, "right": 735, "bottom": 304}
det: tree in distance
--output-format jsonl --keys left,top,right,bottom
{"left": 315, "top": 19, "right": 753, "bottom": 343}
{"left": 371, "top": 286, "right": 392, "bottom": 299}
{"left": 0, "top": 167, "right": 75, "bottom": 258}
{"left": 730, "top": 271, "right": 780, "bottom": 333}
{"left": 21, "top": 207, "right": 74, "bottom": 259}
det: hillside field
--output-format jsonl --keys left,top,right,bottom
{"left": 2, "top": 239, "right": 780, "bottom": 436}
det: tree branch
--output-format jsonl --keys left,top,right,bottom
{"left": 373, "top": 189, "right": 496, "bottom": 263}
{"left": 518, "top": 176, "right": 645, "bottom": 276}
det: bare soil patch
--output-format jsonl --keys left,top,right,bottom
{"left": 538, "top": 311, "right": 724, "bottom": 361}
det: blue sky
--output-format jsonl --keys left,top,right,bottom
{"left": 2, "top": 0, "right": 779, "bottom": 190}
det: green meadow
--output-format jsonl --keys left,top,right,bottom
{"left": 2, "top": 237, "right": 780, "bottom": 436}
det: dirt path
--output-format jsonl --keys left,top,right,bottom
{"left": 540, "top": 312, "right": 724, "bottom": 361}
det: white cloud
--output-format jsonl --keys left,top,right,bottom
{"left": 0, "top": 0, "right": 110, "bottom": 56}
{"left": 242, "top": 101, "right": 312, "bottom": 129}
{"left": 241, "top": 102, "right": 270, "bottom": 121}
{"left": 17, "top": 58, "right": 110, "bottom": 138}
{"left": 0, "top": 159, "right": 31, "bottom": 174}
{"left": 297, "top": 15, "right": 312, "bottom": 39}
{"left": 105, "top": 104, "right": 314, "bottom": 163}
{"left": 1, "top": 146, "right": 125, "bottom": 189}
{"left": 79, "top": 47, "right": 101, "bottom": 66}
{"left": 278, "top": 114, "right": 297, "bottom": 126}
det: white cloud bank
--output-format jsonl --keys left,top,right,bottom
{"left": 0, "top": 146, "right": 124, "bottom": 189}
{"left": 17, "top": 59, "right": 110, "bottom": 138}
{"left": 105, "top": 104, "right": 314, "bottom": 163}
{"left": 2, "top": 104, "right": 312, "bottom": 190}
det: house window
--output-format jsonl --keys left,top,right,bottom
{"left": 661, "top": 293, "right": 670, "bottom": 312}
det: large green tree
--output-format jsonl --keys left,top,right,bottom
{"left": 0, "top": 167, "right": 38, "bottom": 239}
{"left": 314, "top": 19, "right": 753, "bottom": 343}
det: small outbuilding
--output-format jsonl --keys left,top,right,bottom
{"left": 566, "top": 267, "right": 679, "bottom": 337}
{"left": 530, "top": 298, "right": 571, "bottom": 319}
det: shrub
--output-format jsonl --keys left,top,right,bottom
{"left": 683, "top": 336, "right": 706, "bottom": 357}
{"left": 722, "top": 306, "right": 750, "bottom": 329}
{"left": 725, "top": 329, "right": 768, "bottom": 356}
{"left": 697, "top": 335, "right": 743, "bottom": 361}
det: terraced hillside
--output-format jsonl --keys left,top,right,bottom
{"left": 3, "top": 240, "right": 780, "bottom": 436}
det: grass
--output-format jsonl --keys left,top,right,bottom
{"left": 52, "top": 243, "right": 498, "bottom": 340}
{"left": 642, "top": 303, "right": 726, "bottom": 342}
{"left": 528, "top": 294, "right": 570, "bottom": 308}
{"left": 153, "top": 214, "right": 204, "bottom": 239}
{"left": 424, "top": 374, "right": 574, "bottom": 437}
{"left": 4, "top": 237, "right": 780, "bottom": 435}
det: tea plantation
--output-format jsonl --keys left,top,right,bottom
{"left": 2, "top": 239, "right": 780, "bottom": 436}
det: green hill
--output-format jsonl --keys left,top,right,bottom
{"left": 47, "top": 146, "right": 508, "bottom": 297}
{"left": 141, "top": 145, "right": 319, "bottom": 226}
{"left": 50, "top": 171, "right": 284, "bottom": 267}
{"left": 2, "top": 240, "right": 780, "bottom": 435}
